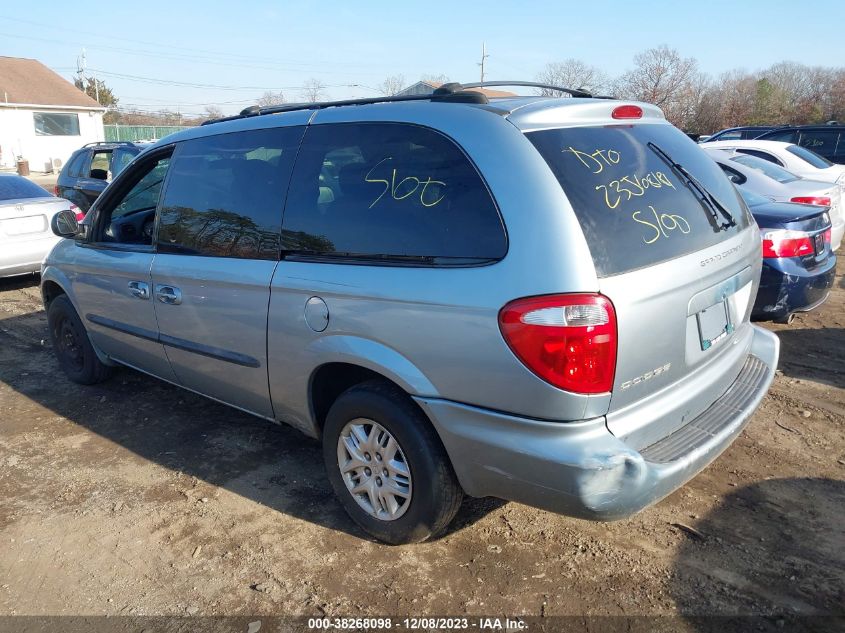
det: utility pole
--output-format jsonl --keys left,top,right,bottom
{"left": 479, "top": 42, "right": 489, "bottom": 84}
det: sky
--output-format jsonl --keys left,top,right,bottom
{"left": 1, "top": 0, "right": 843, "bottom": 117}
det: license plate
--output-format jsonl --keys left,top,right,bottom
{"left": 814, "top": 232, "right": 824, "bottom": 255}
{"left": 2, "top": 215, "right": 46, "bottom": 236}
{"left": 697, "top": 299, "right": 733, "bottom": 351}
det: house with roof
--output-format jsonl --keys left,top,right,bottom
{"left": 0, "top": 56, "right": 106, "bottom": 172}
{"left": 397, "top": 80, "right": 517, "bottom": 99}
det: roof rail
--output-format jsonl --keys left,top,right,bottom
{"left": 82, "top": 141, "right": 137, "bottom": 148}
{"left": 201, "top": 80, "right": 604, "bottom": 126}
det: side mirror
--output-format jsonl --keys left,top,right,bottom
{"left": 51, "top": 209, "right": 79, "bottom": 238}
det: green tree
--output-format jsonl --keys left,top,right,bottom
{"left": 75, "top": 77, "right": 119, "bottom": 123}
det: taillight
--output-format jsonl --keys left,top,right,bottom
{"left": 790, "top": 196, "right": 831, "bottom": 207}
{"left": 612, "top": 105, "right": 643, "bottom": 119}
{"left": 824, "top": 228, "right": 832, "bottom": 244}
{"left": 70, "top": 204, "right": 84, "bottom": 222}
{"left": 761, "top": 229, "right": 814, "bottom": 258}
{"left": 499, "top": 294, "right": 617, "bottom": 394}
{"left": 53, "top": 185, "right": 59, "bottom": 196}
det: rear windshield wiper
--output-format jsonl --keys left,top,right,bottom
{"left": 647, "top": 142, "right": 737, "bottom": 232}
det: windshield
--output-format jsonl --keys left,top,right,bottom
{"left": 737, "top": 187, "right": 770, "bottom": 208}
{"left": 527, "top": 123, "right": 750, "bottom": 277}
{"left": 786, "top": 144, "right": 834, "bottom": 169}
{"left": 731, "top": 154, "right": 798, "bottom": 183}
{"left": 0, "top": 176, "right": 52, "bottom": 201}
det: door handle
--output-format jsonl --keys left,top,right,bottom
{"left": 127, "top": 281, "right": 149, "bottom": 300}
{"left": 155, "top": 284, "right": 182, "bottom": 305}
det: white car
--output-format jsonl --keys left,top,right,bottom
{"left": 700, "top": 139, "right": 845, "bottom": 184}
{"left": 702, "top": 147, "right": 844, "bottom": 250}
{"left": 0, "top": 174, "right": 76, "bottom": 278}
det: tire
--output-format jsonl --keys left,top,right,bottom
{"left": 47, "top": 294, "right": 114, "bottom": 385}
{"left": 323, "top": 379, "right": 463, "bottom": 544}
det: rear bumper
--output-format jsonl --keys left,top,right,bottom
{"left": 752, "top": 255, "right": 836, "bottom": 320}
{"left": 0, "top": 238, "right": 58, "bottom": 277}
{"left": 416, "top": 325, "right": 779, "bottom": 520}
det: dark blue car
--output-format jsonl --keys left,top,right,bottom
{"left": 740, "top": 189, "right": 836, "bottom": 324}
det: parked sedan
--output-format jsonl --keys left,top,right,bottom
{"left": 740, "top": 188, "right": 836, "bottom": 324}
{"left": 0, "top": 174, "right": 76, "bottom": 278}
{"left": 700, "top": 140, "right": 845, "bottom": 183}
{"left": 703, "top": 148, "right": 843, "bottom": 249}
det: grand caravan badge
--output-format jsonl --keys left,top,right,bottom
{"left": 621, "top": 363, "right": 671, "bottom": 390}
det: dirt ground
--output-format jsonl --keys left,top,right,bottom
{"left": 0, "top": 259, "right": 843, "bottom": 629}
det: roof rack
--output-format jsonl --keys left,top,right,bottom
{"left": 82, "top": 141, "right": 138, "bottom": 148}
{"left": 202, "top": 80, "right": 603, "bottom": 126}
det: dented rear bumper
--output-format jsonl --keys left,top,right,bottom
{"left": 416, "top": 325, "right": 779, "bottom": 520}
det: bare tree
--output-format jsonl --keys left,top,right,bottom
{"left": 615, "top": 45, "right": 701, "bottom": 128}
{"left": 301, "top": 79, "right": 327, "bottom": 103}
{"left": 421, "top": 73, "right": 450, "bottom": 85}
{"left": 203, "top": 105, "right": 224, "bottom": 120}
{"left": 379, "top": 74, "right": 406, "bottom": 96}
{"left": 536, "top": 59, "right": 608, "bottom": 96}
{"left": 255, "top": 91, "right": 286, "bottom": 108}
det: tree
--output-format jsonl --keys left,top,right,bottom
{"left": 75, "top": 76, "right": 119, "bottom": 124}
{"left": 301, "top": 79, "right": 327, "bottom": 103}
{"left": 256, "top": 91, "right": 286, "bottom": 107}
{"left": 421, "top": 73, "right": 450, "bottom": 85}
{"left": 536, "top": 59, "right": 608, "bottom": 96}
{"left": 379, "top": 74, "right": 406, "bottom": 96}
{"left": 203, "top": 105, "right": 224, "bottom": 120}
{"left": 614, "top": 45, "right": 701, "bottom": 129}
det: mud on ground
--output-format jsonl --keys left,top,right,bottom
{"left": 0, "top": 263, "right": 843, "bottom": 627}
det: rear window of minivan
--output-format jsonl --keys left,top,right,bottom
{"left": 527, "top": 124, "right": 750, "bottom": 277}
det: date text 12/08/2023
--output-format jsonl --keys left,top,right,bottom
{"left": 563, "top": 145, "right": 693, "bottom": 245}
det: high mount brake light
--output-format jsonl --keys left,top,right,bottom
{"left": 499, "top": 294, "right": 617, "bottom": 394}
{"left": 761, "top": 228, "right": 814, "bottom": 258}
{"left": 790, "top": 196, "right": 831, "bottom": 207}
{"left": 612, "top": 105, "right": 643, "bottom": 120}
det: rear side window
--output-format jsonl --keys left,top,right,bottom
{"left": 798, "top": 130, "right": 838, "bottom": 156}
{"left": 0, "top": 176, "right": 50, "bottom": 201}
{"left": 528, "top": 124, "right": 750, "bottom": 277}
{"left": 157, "top": 126, "right": 304, "bottom": 260}
{"left": 281, "top": 123, "right": 506, "bottom": 264}
{"left": 730, "top": 154, "right": 797, "bottom": 183}
{"left": 762, "top": 130, "right": 797, "bottom": 143}
{"left": 112, "top": 148, "right": 137, "bottom": 177}
{"left": 735, "top": 148, "right": 783, "bottom": 166}
{"left": 786, "top": 144, "right": 833, "bottom": 168}
{"left": 65, "top": 151, "right": 87, "bottom": 178}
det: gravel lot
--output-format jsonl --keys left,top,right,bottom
{"left": 0, "top": 262, "right": 843, "bottom": 629}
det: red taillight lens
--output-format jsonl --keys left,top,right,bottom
{"left": 761, "top": 229, "right": 814, "bottom": 258}
{"left": 70, "top": 204, "right": 84, "bottom": 222}
{"left": 53, "top": 185, "right": 59, "bottom": 196}
{"left": 824, "top": 228, "right": 832, "bottom": 244}
{"left": 499, "top": 294, "right": 617, "bottom": 394}
{"left": 790, "top": 196, "right": 831, "bottom": 207}
{"left": 611, "top": 105, "right": 643, "bottom": 119}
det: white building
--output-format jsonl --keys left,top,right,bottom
{"left": 0, "top": 56, "right": 106, "bottom": 172}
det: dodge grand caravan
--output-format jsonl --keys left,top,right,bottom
{"left": 42, "top": 82, "right": 780, "bottom": 544}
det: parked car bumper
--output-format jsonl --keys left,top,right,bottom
{"left": 752, "top": 255, "right": 836, "bottom": 320}
{"left": 0, "top": 238, "right": 59, "bottom": 278}
{"left": 416, "top": 325, "right": 779, "bottom": 520}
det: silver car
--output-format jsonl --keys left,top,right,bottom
{"left": 0, "top": 174, "right": 74, "bottom": 278}
{"left": 41, "top": 84, "right": 780, "bottom": 544}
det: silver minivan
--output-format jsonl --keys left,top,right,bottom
{"left": 42, "top": 83, "right": 780, "bottom": 544}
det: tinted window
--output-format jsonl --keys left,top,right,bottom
{"left": 735, "top": 148, "right": 783, "bottom": 166}
{"left": 98, "top": 154, "right": 171, "bottom": 246}
{"left": 112, "top": 148, "right": 137, "bottom": 177}
{"left": 282, "top": 123, "right": 505, "bottom": 263}
{"left": 730, "top": 154, "right": 797, "bottom": 183}
{"left": 798, "top": 130, "right": 838, "bottom": 155}
{"left": 157, "top": 127, "right": 303, "bottom": 260}
{"left": 786, "top": 144, "right": 833, "bottom": 168}
{"left": 33, "top": 112, "right": 80, "bottom": 136}
{"left": 66, "top": 151, "right": 88, "bottom": 178}
{"left": 762, "top": 130, "right": 797, "bottom": 143}
{"left": 528, "top": 124, "right": 750, "bottom": 277}
{"left": 0, "top": 175, "right": 50, "bottom": 201}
